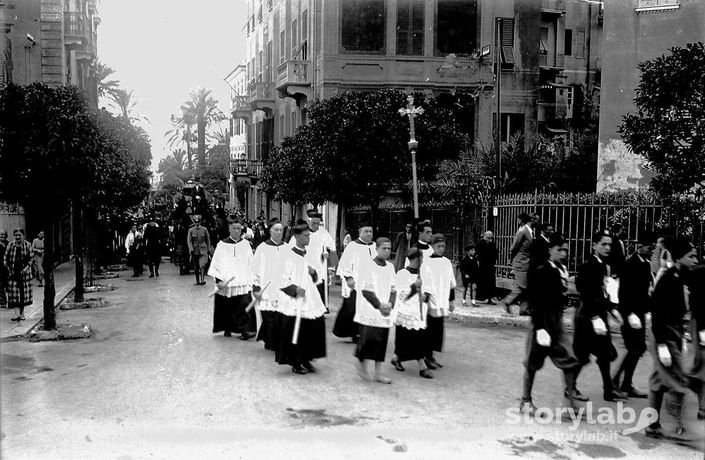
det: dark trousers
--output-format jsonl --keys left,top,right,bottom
{"left": 613, "top": 316, "right": 646, "bottom": 391}
{"left": 522, "top": 325, "right": 580, "bottom": 400}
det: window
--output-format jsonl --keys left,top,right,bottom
{"left": 279, "top": 114, "right": 285, "bottom": 140}
{"left": 301, "top": 10, "right": 309, "bottom": 60}
{"left": 495, "top": 113, "right": 525, "bottom": 143}
{"left": 341, "top": 0, "right": 385, "bottom": 53}
{"left": 280, "top": 30, "right": 286, "bottom": 63}
{"left": 291, "top": 110, "right": 298, "bottom": 134}
{"left": 436, "top": 0, "right": 477, "bottom": 56}
{"left": 636, "top": 0, "right": 680, "bottom": 11}
{"left": 258, "top": 50, "right": 263, "bottom": 81}
{"left": 291, "top": 19, "right": 298, "bottom": 57}
{"left": 564, "top": 29, "right": 572, "bottom": 56}
{"left": 266, "top": 41, "right": 272, "bottom": 81}
{"left": 575, "top": 31, "right": 585, "bottom": 58}
{"left": 397, "top": 0, "right": 424, "bottom": 56}
{"left": 499, "top": 17, "right": 515, "bottom": 69}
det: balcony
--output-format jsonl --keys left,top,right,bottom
{"left": 231, "top": 95, "right": 252, "bottom": 120}
{"left": 539, "top": 52, "right": 565, "bottom": 69}
{"left": 248, "top": 82, "right": 275, "bottom": 114}
{"left": 541, "top": 0, "right": 566, "bottom": 16}
{"left": 276, "top": 60, "right": 311, "bottom": 101}
{"left": 64, "top": 12, "right": 89, "bottom": 45}
{"left": 232, "top": 159, "right": 264, "bottom": 184}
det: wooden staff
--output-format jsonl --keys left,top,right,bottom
{"left": 207, "top": 276, "right": 235, "bottom": 297}
{"left": 292, "top": 303, "right": 302, "bottom": 345}
{"left": 245, "top": 280, "right": 271, "bottom": 313}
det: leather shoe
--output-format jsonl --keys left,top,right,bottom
{"left": 622, "top": 386, "right": 648, "bottom": 399}
{"left": 390, "top": 358, "right": 405, "bottom": 372}
{"left": 519, "top": 399, "right": 537, "bottom": 416}
{"left": 603, "top": 390, "right": 628, "bottom": 402}
{"left": 424, "top": 358, "right": 439, "bottom": 370}
{"left": 374, "top": 375, "right": 392, "bottom": 384}
{"left": 302, "top": 361, "right": 316, "bottom": 373}
{"left": 419, "top": 369, "right": 433, "bottom": 379}
{"left": 240, "top": 331, "right": 255, "bottom": 340}
{"left": 644, "top": 425, "right": 663, "bottom": 438}
{"left": 564, "top": 389, "right": 590, "bottom": 402}
{"left": 224, "top": 331, "right": 232, "bottom": 337}
{"left": 426, "top": 356, "right": 443, "bottom": 368}
{"left": 292, "top": 365, "right": 308, "bottom": 375}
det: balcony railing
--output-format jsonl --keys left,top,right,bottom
{"left": 539, "top": 53, "right": 565, "bottom": 69}
{"left": 231, "top": 95, "right": 250, "bottom": 111}
{"left": 232, "top": 159, "right": 263, "bottom": 178}
{"left": 249, "top": 82, "right": 274, "bottom": 103}
{"left": 64, "top": 12, "right": 88, "bottom": 38}
{"left": 276, "top": 60, "right": 311, "bottom": 89}
{"left": 541, "top": 0, "right": 566, "bottom": 13}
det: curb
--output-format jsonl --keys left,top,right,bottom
{"left": 0, "top": 277, "right": 76, "bottom": 343}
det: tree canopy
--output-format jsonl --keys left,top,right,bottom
{"left": 620, "top": 42, "right": 705, "bottom": 199}
{"left": 261, "top": 89, "right": 470, "bottom": 210}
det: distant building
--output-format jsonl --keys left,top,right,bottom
{"left": 228, "top": 0, "right": 603, "bottom": 227}
{"left": 597, "top": 0, "right": 703, "bottom": 192}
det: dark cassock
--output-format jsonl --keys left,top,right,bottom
{"left": 333, "top": 239, "right": 375, "bottom": 340}
{"left": 252, "top": 239, "right": 286, "bottom": 351}
{"left": 574, "top": 254, "right": 622, "bottom": 400}
{"left": 612, "top": 251, "right": 652, "bottom": 397}
{"left": 521, "top": 259, "right": 582, "bottom": 413}
{"left": 393, "top": 267, "right": 429, "bottom": 364}
{"left": 688, "top": 263, "right": 705, "bottom": 420}
{"left": 420, "top": 253, "right": 456, "bottom": 368}
{"left": 476, "top": 237, "right": 498, "bottom": 302}
{"left": 392, "top": 229, "right": 412, "bottom": 272}
{"left": 208, "top": 236, "right": 255, "bottom": 338}
{"left": 276, "top": 246, "right": 327, "bottom": 374}
{"left": 354, "top": 255, "right": 396, "bottom": 363}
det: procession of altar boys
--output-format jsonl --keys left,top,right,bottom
{"left": 206, "top": 209, "right": 705, "bottom": 440}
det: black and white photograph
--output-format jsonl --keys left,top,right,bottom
{"left": 0, "top": 0, "right": 704, "bottom": 458}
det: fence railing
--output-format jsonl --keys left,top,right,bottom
{"left": 490, "top": 192, "right": 703, "bottom": 276}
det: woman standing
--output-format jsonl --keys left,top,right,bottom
{"left": 476, "top": 231, "right": 498, "bottom": 304}
{"left": 31, "top": 231, "right": 45, "bottom": 287}
{"left": 4, "top": 229, "right": 33, "bottom": 322}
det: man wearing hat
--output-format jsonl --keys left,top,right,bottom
{"left": 645, "top": 237, "right": 698, "bottom": 438}
{"left": 612, "top": 233, "right": 654, "bottom": 398}
{"left": 187, "top": 215, "right": 211, "bottom": 286}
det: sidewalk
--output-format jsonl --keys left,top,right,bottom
{"left": 1, "top": 259, "right": 76, "bottom": 341}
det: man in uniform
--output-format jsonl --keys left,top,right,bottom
{"left": 187, "top": 215, "right": 211, "bottom": 286}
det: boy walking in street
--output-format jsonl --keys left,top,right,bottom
{"left": 353, "top": 237, "right": 396, "bottom": 384}
{"left": 460, "top": 245, "right": 478, "bottom": 306}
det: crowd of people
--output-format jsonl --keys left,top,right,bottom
{"left": 0, "top": 228, "right": 46, "bottom": 322}
{"left": 203, "top": 209, "right": 703, "bottom": 440}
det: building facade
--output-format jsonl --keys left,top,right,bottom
{"left": 597, "top": 0, "right": 704, "bottom": 192}
{"left": 0, "top": 0, "right": 100, "bottom": 258}
{"left": 228, "top": 0, "right": 603, "bottom": 230}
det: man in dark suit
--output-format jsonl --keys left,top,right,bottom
{"left": 520, "top": 234, "right": 583, "bottom": 415}
{"left": 612, "top": 236, "right": 653, "bottom": 398}
{"left": 609, "top": 223, "right": 628, "bottom": 278}
{"left": 500, "top": 213, "right": 534, "bottom": 315}
{"left": 392, "top": 223, "right": 413, "bottom": 272}
{"left": 529, "top": 222, "right": 553, "bottom": 273}
{"left": 574, "top": 230, "right": 626, "bottom": 402}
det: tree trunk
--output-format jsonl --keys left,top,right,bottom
{"left": 42, "top": 215, "right": 56, "bottom": 330}
{"left": 73, "top": 197, "right": 85, "bottom": 302}
{"left": 197, "top": 118, "right": 206, "bottom": 171}
{"left": 186, "top": 130, "right": 193, "bottom": 171}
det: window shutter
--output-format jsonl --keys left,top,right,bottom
{"left": 501, "top": 18, "right": 514, "bottom": 47}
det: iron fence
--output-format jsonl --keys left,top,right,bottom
{"left": 489, "top": 192, "right": 703, "bottom": 276}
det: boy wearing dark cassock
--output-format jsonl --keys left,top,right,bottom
{"left": 520, "top": 234, "right": 583, "bottom": 415}
{"left": 353, "top": 237, "right": 396, "bottom": 384}
{"left": 252, "top": 219, "right": 286, "bottom": 351}
{"left": 573, "top": 230, "right": 626, "bottom": 402}
{"left": 420, "top": 234, "right": 456, "bottom": 370}
{"left": 333, "top": 222, "right": 375, "bottom": 343}
{"left": 276, "top": 220, "right": 327, "bottom": 375}
{"left": 645, "top": 238, "right": 698, "bottom": 438}
{"left": 209, "top": 218, "right": 255, "bottom": 340}
{"left": 391, "top": 248, "right": 433, "bottom": 379}
{"left": 611, "top": 235, "right": 654, "bottom": 398}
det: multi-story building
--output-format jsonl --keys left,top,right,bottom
{"left": 229, "top": 0, "right": 603, "bottom": 229}
{"left": 597, "top": 0, "right": 703, "bottom": 192}
{"left": 0, "top": 0, "right": 101, "bottom": 257}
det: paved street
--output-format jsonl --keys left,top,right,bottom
{"left": 1, "top": 262, "right": 703, "bottom": 460}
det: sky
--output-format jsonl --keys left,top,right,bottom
{"left": 98, "top": 0, "right": 248, "bottom": 173}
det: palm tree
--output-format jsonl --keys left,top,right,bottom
{"left": 165, "top": 111, "right": 196, "bottom": 171}
{"left": 95, "top": 60, "right": 120, "bottom": 99}
{"left": 180, "top": 87, "right": 226, "bottom": 171}
{"left": 108, "top": 88, "right": 149, "bottom": 126}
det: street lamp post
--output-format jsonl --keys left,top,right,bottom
{"left": 399, "top": 95, "right": 424, "bottom": 219}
